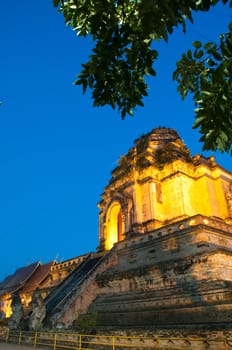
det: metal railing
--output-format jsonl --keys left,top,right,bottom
{"left": 1, "top": 329, "right": 232, "bottom": 350}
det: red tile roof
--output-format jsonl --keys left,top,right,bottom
{"left": 20, "top": 261, "right": 55, "bottom": 293}
{"left": 0, "top": 262, "right": 40, "bottom": 296}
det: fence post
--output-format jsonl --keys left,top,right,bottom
{"left": 112, "top": 336, "right": 115, "bottom": 350}
{"left": 18, "top": 331, "right": 22, "bottom": 345}
{"left": 34, "top": 332, "right": 37, "bottom": 348}
{"left": 157, "top": 337, "right": 160, "bottom": 350}
{"left": 53, "top": 333, "right": 57, "bottom": 350}
{"left": 79, "top": 335, "right": 82, "bottom": 350}
{"left": 5, "top": 328, "right": 9, "bottom": 343}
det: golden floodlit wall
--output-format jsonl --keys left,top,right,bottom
{"left": 0, "top": 294, "right": 12, "bottom": 319}
{"left": 98, "top": 128, "right": 232, "bottom": 252}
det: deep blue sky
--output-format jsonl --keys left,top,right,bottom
{"left": 0, "top": 1, "right": 231, "bottom": 281}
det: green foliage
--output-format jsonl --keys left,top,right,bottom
{"left": 73, "top": 310, "right": 98, "bottom": 330}
{"left": 174, "top": 21, "right": 232, "bottom": 154}
{"left": 53, "top": 0, "right": 232, "bottom": 153}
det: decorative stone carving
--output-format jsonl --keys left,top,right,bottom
{"left": 8, "top": 292, "right": 24, "bottom": 330}
{"left": 226, "top": 184, "right": 232, "bottom": 216}
{"left": 28, "top": 288, "right": 46, "bottom": 331}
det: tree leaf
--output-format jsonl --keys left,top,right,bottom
{"left": 193, "top": 41, "right": 202, "bottom": 48}
{"left": 53, "top": 0, "right": 232, "bottom": 153}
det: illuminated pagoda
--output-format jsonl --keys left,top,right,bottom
{"left": 47, "top": 127, "right": 232, "bottom": 329}
{"left": 1, "top": 127, "right": 232, "bottom": 330}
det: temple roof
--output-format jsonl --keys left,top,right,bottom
{"left": 0, "top": 262, "right": 40, "bottom": 296}
{"left": 19, "top": 261, "right": 55, "bottom": 294}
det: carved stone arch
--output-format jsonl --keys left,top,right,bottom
{"left": 101, "top": 191, "right": 134, "bottom": 250}
{"left": 105, "top": 201, "right": 123, "bottom": 250}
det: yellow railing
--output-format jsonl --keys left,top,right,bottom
{"left": 1, "top": 329, "right": 232, "bottom": 350}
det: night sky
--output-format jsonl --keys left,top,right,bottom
{"left": 0, "top": 1, "right": 231, "bottom": 281}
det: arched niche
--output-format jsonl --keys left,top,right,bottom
{"left": 105, "top": 202, "right": 124, "bottom": 250}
